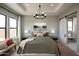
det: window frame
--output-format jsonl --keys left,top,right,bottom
{"left": 67, "top": 18, "right": 74, "bottom": 37}
{"left": 8, "top": 17, "right": 18, "bottom": 38}
{"left": 0, "top": 13, "right": 7, "bottom": 40}
{"left": 68, "top": 19, "right": 73, "bottom": 32}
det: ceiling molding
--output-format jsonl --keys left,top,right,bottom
{"left": 17, "top": 3, "right": 26, "bottom": 11}
{"left": 3, "top": 3, "right": 74, "bottom": 16}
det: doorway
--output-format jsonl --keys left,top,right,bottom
{"left": 67, "top": 17, "right": 77, "bottom": 43}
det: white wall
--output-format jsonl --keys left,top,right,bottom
{"left": 21, "top": 16, "right": 58, "bottom": 38}
{"left": 59, "top": 18, "right": 67, "bottom": 45}
{"left": 17, "top": 16, "right": 21, "bottom": 43}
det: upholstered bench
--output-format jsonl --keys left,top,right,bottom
{"left": 0, "top": 44, "right": 16, "bottom": 55}
{"left": 0, "top": 38, "right": 16, "bottom": 56}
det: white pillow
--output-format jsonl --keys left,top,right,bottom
{"left": 0, "top": 41, "right": 8, "bottom": 50}
{"left": 19, "top": 38, "right": 34, "bottom": 49}
{"left": 37, "top": 32, "right": 43, "bottom": 36}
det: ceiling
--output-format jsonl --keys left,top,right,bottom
{"left": 3, "top": 3, "right": 74, "bottom": 16}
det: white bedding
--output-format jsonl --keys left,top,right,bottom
{"left": 19, "top": 37, "right": 34, "bottom": 49}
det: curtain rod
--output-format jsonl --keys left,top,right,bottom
{"left": 59, "top": 11, "right": 78, "bottom": 20}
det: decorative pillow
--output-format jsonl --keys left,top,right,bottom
{"left": 0, "top": 41, "right": 8, "bottom": 50}
{"left": 43, "top": 32, "right": 48, "bottom": 36}
{"left": 6, "top": 38, "right": 14, "bottom": 46}
{"left": 32, "top": 32, "right": 38, "bottom": 37}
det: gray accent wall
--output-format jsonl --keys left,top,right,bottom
{"left": 21, "top": 16, "right": 59, "bottom": 38}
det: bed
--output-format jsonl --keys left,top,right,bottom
{"left": 17, "top": 36, "right": 59, "bottom": 56}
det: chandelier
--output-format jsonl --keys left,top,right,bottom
{"left": 34, "top": 4, "right": 46, "bottom": 19}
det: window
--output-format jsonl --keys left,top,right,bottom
{"left": 68, "top": 19, "right": 73, "bottom": 37}
{"left": 9, "top": 18, "right": 17, "bottom": 38}
{"left": 0, "top": 14, "right": 6, "bottom": 41}
{"left": 68, "top": 19, "right": 73, "bottom": 31}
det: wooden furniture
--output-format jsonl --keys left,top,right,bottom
{"left": 52, "top": 37, "right": 58, "bottom": 41}
{"left": 50, "top": 36, "right": 58, "bottom": 41}
{"left": 21, "top": 36, "right": 29, "bottom": 41}
{"left": 68, "top": 37, "right": 76, "bottom": 42}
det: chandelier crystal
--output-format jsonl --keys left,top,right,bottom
{"left": 34, "top": 4, "right": 46, "bottom": 19}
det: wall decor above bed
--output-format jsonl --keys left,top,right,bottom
{"left": 33, "top": 22, "right": 47, "bottom": 32}
{"left": 42, "top": 26, "right": 47, "bottom": 28}
{"left": 34, "top": 25, "right": 38, "bottom": 28}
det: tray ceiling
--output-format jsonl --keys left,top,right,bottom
{"left": 3, "top": 3, "right": 74, "bottom": 16}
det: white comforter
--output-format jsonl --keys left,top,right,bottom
{"left": 19, "top": 37, "right": 34, "bottom": 49}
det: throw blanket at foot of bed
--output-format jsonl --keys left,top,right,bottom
{"left": 17, "top": 37, "right": 34, "bottom": 54}
{"left": 23, "top": 37, "right": 58, "bottom": 55}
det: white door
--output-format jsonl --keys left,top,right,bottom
{"left": 59, "top": 18, "right": 67, "bottom": 45}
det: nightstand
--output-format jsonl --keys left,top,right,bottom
{"left": 21, "top": 36, "right": 29, "bottom": 41}
{"left": 50, "top": 36, "right": 58, "bottom": 41}
{"left": 52, "top": 37, "right": 58, "bottom": 41}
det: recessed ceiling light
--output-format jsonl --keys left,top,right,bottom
{"left": 26, "top": 4, "right": 30, "bottom": 6}
{"left": 50, "top": 4, "right": 54, "bottom": 6}
{"left": 42, "top": 12, "right": 44, "bottom": 14}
